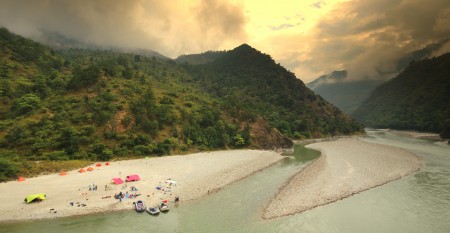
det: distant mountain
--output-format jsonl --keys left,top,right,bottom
{"left": 307, "top": 41, "right": 450, "bottom": 114}
{"left": 175, "top": 51, "right": 226, "bottom": 65}
{"left": 307, "top": 70, "right": 347, "bottom": 90}
{"left": 353, "top": 53, "right": 450, "bottom": 136}
{"left": 34, "top": 29, "right": 170, "bottom": 59}
{"left": 0, "top": 28, "right": 363, "bottom": 181}
{"left": 306, "top": 71, "right": 384, "bottom": 114}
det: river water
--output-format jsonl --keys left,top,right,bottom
{"left": 1, "top": 129, "right": 449, "bottom": 233}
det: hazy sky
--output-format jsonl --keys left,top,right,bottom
{"left": 1, "top": 0, "right": 450, "bottom": 82}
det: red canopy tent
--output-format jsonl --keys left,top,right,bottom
{"left": 105, "top": 162, "right": 110, "bottom": 166}
{"left": 126, "top": 175, "right": 140, "bottom": 182}
{"left": 78, "top": 168, "right": 86, "bottom": 173}
{"left": 112, "top": 178, "right": 124, "bottom": 185}
{"left": 59, "top": 171, "right": 67, "bottom": 176}
{"left": 18, "top": 177, "right": 25, "bottom": 182}
{"left": 87, "top": 167, "right": 94, "bottom": 171}
{"left": 95, "top": 163, "right": 101, "bottom": 167}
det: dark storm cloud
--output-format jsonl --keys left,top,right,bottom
{"left": 299, "top": 0, "right": 450, "bottom": 81}
{"left": 0, "top": 0, "right": 247, "bottom": 57}
{"left": 193, "top": 0, "right": 247, "bottom": 49}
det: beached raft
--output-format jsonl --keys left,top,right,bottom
{"left": 159, "top": 203, "right": 169, "bottom": 212}
{"left": 146, "top": 206, "right": 160, "bottom": 215}
{"left": 135, "top": 200, "right": 145, "bottom": 212}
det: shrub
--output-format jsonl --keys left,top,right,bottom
{"left": 0, "top": 158, "right": 19, "bottom": 182}
{"left": 45, "top": 151, "right": 69, "bottom": 161}
{"left": 11, "top": 94, "right": 41, "bottom": 115}
{"left": 133, "top": 145, "right": 154, "bottom": 156}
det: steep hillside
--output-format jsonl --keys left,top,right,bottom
{"left": 307, "top": 71, "right": 384, "bottom": 114}
{"left": 353, "top": 53, "right": 450, "bottom": 136}
{"left": 307, "top": 42, "right": 449, "bottom": 115}
{"left": 0, "top": 28, "right": 363, "bottom": 181}
{"left": 189, "top": 44, "right": 363, "bottom": 140}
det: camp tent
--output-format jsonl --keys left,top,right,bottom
{"left": 105, "top": 162, "right": 110, "bottom": 166}
{"left": 87, "top": 167, "right": 94, "bottom": 171}
{"left": 126, "top": 175, "right": 140, "bottom": 182}
{"left": 18, "top": 177, "right": 25, "bottom": 182}
{"left": 112, "top": 178, "right": 124, "bottom": 185}
{"left": 79, "top": 168, "right": 86, "bottom": 173}
{"left": 25, "top": 193, "right": 46, "bottom": 203}
{"left": 95, "top": 163, "right": 101, "bottom": 167}
{"left": 59, "top": 171, "right": 67, "bottom": 176}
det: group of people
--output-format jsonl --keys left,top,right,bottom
{"left": 89, "top": 184, "right": 98, "bottom": 191}
{"left": 115, "top": 187, "right": 141, "bottom": 201}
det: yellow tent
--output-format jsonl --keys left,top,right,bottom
{"left": 25, "top": 193, "right": 46, "bottom": 203}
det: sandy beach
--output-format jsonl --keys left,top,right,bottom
{"left": 0, "top": 150, "right": 283, "bottom": 222}
{"left": 263, "top": 138, "right": 422, "bottom": 219}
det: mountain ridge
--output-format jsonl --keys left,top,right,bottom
{"left": 0, "top": 27, "right": 363, "bottom": 181}
{"left": 353, "top": 52, "right": 450, "bottom": 136}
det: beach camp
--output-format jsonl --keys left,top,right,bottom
{"left": 126, "top": 175, "right": 140, "bottom": 182}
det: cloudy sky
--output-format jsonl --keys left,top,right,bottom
{"left": 1, "top": 0, "right": 450, "bottom": 82}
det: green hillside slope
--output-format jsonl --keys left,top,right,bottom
{"left": 353, "top": 53, "right": 450, "bottom": 136}
{"left": 0, "top": 28, "right": 362, "bottom": 181}
{"left": 187, "top": 44, "right": 362, "bottom": 141}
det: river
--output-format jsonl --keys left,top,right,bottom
{"left": 1, "top": 129, "right": 449, "bottom": 233}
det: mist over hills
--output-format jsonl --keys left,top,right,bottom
{"left": 307, "top": 71, "right": 384, "bottom": 114}
{"left": 0, "top": 28, "right": 362, "bottom": 180}
{"left": 34, "top": 29, "right": 170, "bottom": 60}
{"left": 353, "top": 52, "right": 450, "bottom": 137}
{"left": 306, "top": 41, "right": 450, "bottom": 115}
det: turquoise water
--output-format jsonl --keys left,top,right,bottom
{"left": 1, "top": 130, "right": 449, "bottom": 233}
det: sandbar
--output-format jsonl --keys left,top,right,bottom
{"left": 263, "top": 138, "right": 421, "bottom": 219}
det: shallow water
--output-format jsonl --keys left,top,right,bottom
{"left": 2, "top": 130, "right": 449, "bottom": 233}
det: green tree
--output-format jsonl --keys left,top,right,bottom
{"left": 67, "top": 65, "right": 100, "bottom": 90}
{"left": 233, "top": 134, "right": 245, "bottom": 147}
{"left": 0, "top": 158, "right": 19, "bottom": 182}
{"left": 57, "top": 127, "right": 81, "bottom": 156}
{"left": 12, "top": 94, "right": 41, "bottom": 115}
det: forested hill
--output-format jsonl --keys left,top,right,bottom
{"left": 0, "top": 28, "right": 362, "bottom": 181}
{"left": 353, "top": 53, "right": 450, "bottom": 138}
{"left": 188, "top": 44, "right": 363, "bottom": 141}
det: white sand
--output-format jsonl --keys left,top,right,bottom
{"left": 0, "top": 150, "right": 283, "bottom": 222}
{"left": 263, "top": 138, "right": 422, "bottom": 219}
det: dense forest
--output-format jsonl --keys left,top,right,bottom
{"left": 0, "top": 28, "right": 362, "bottom": 181}
{"left": 353, "top": 53, "right": 450, "bottom": 138}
